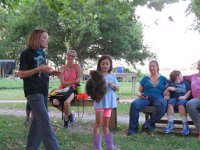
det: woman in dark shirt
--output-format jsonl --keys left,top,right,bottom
{"left": 18, "top": 29, "right": 61, "bottom": 150}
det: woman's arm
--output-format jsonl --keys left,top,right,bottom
{"left": 18, "top": 65, "right": 53, "bottom": 79}
{"left": 137, "top": 85, "right": 147, "bottom": 99}
{"left": 163, "top": 87, "right": 171, "bottom": 100}
{"left": 163, "top": 87, "right": 170, "bottom": 97}
{"left": 183, "top": 75, "right": 192, "bottom": 82}
{"left": 74, "top": 64, "right": 81, "bottom": 84}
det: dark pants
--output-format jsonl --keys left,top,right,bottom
{"left": 26, "top": 94, "right": 60, "bottom": 150}
{"left": 26, "top": 102, "right": 32, "bottom": 113}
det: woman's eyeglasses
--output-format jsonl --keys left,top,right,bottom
{"left": 67, "top": 54, "right": 75, "bottom": 58}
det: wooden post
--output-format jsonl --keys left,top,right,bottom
{"left": 109, "top": 108, "right": 117, "bottom": 130}
{"left": 0, "top": 64, "right": 1, "bottom": 78}
{"left": 131, "top": 75, "right": 136, "bottom": 96}
{"left": 2, "top": 68, "right": 4, "bottom": 78}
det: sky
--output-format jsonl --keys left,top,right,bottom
{"left": 135, "top": 0, "right": 200, "bottom": 70}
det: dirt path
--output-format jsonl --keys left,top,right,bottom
{"left": 0, "top": 99, "right": 146, "bottom": 125}
{"left": 0, "top": 108, "right": 145, "bottom": 124}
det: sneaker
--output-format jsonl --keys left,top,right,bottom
{"left": 63, "top": 117, "right": 69, "bottom": 128}
{"left": 141, "top": 123, "right": 149, "bottom": 132}
{"left": 163, "top": 121, "right": 174, "bottom": 134}
{"left": 182, "top": 127, "right": 189, "bottom": 136}
{"left": 142, "top": 122, "right": 155, "bottom": 132}
{"left": 68, "top": 112, "right": 75, "bottom": 126}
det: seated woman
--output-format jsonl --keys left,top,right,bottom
{"left": 127, "top": 60, "right": 168, "bottom": 135}
{"left": 51, "top": 50, "right": 81, "bottom": 128}
{"left": 185, "top": 60, "right": 200, "bottom": 138}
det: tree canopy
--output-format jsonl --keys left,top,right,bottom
{"left": 0, "top": 0, "right": 155, "bottom": 68}
{"left": 1, "top": 0, "right": 197, "bottom": 68}
{"left": 186, "top": 0, "right": 200, "bottom": 32}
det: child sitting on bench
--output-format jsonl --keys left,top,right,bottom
{"left": 163, "top": 70, "right": 191, "bottom": 135}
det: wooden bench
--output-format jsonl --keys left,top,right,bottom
{"left": 141, "top": 106, "right": 198, "bottom": 134}
{"left": 49, "top": 99, "right": 117, "bottom": 130}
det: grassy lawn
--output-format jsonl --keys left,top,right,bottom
{"left": 0, "top": 115, "right": 199, "bottom": 150}
{"left": 0, "top": 78, "right": 200, "bottom": 149}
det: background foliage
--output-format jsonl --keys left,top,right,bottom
{"left": 0, "top": 0, "right": 199, "bottom": 69}
{"left": 0, "top": 0, "right": 155, "bottom": 68}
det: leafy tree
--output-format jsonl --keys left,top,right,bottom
{"left": 2, "top": 0, "right": 186, "bottom": 67}
{"left": 186, "top": 0, "right": 200, "bottom": 32}
{"left": 43, "top": 0, "right": 154, "bottom": 66}
{"left": 0, "top": 0, "right": 67, "bottom": 67}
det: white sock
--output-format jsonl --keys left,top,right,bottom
{"left": 168, "top": 115, "right": 174, "bottom": 123}
{"left": 181, "top": 116, "right": 188, "bottom": 123}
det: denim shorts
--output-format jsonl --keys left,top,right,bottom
{"left": 168, "top": 98, "right": 187, "bottom": 107}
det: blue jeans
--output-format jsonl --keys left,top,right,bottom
{"left": 168, "top": 98, "right": 187, "bottom": 107}
{"left": 128, "top": 95, "right": 167, "bottom": 134}
{"left": 186, "top": 98, "right": 200, "bottom": 130}
{"left": 26, "top": 94, "right": 59, "bottom": 150}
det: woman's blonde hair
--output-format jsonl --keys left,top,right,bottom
{"left": 66, "top": 50, "right": 77, "bottom": 57}
{"left": 66, "top": 50, "right": 79, "bottom": 63}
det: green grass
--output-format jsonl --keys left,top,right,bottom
{"left": 1, "top": 78, "right": 199, "bottom": 149}
{"left": 0, "top": 103, "right": 26, "bottom": 109}
{"left": 0, "top": 115, "right": 199, "bottom": 150}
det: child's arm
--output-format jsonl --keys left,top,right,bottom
{"left": 108, "top": 82, "right": 119, "bottom": 91}
{"left": 109, "top": 73, "right": 120, "bottom": 91}
{"left": 178, "top": 90, "right": 191, "bottom": 100}
{"left": 163, "top": 87, "right": 170, "bottom": 100}
{"left": 163, "top": 86, "right": 176, "bottom": 100}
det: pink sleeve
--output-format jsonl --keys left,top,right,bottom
{"left": 183, "top": 75, "right": 192, "bottom": 82}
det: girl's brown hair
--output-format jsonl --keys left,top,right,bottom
{"left": 27, "top": 29, "right": 48, "bottom": 50}
{"left": 97, "top": 55, "right": 113, "bottom": 73}
{"left": 170, "top": 70, "right": 181, "bottom": 82}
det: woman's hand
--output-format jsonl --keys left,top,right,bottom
{"left": 138, "top": 93, "right": 148, "bottom": 99}
{"left": 51, "top": 70, "right": 62, "bottom": 76}
{"left": 58, "top": 73, "right": 64, "bottom": 84}
{"left": 38, "top": 65, "right": 53, "bottom": 73}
